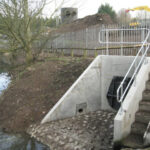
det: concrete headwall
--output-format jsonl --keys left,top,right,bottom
{"left": 114, "top": 58, "right": 150, "bottom": 142}
{"left": 42, "top": 55, "right": 136, "bottom": 124}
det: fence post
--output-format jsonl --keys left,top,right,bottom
{"left": 121, "top": 30, "right": 123, "bottom": 55}
{"left": 85, "top": 28, "right": 88, "bottom": 50}
{"left": 95, "top": 49, "right": 98, "bottom": 57}
{"left": 71, "top": 49, "right": 74, "bottom": 57}
{"left": 56, "top": 36, "right": 58, "bottom": 49}
{"left": 61, "top": 49, "right": 64, "bottom": 57}
{"left": 83, "top": 50, "right": 87, "bottom": 58}
{"left": 63, "top": 34, "right": 65, "bottom": 49}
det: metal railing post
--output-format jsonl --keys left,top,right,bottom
{"left": 121, "top": 85, "right": 123, "bottom": 100}
{"left": 120, "top": 85, "right": 123, "bottom": 112}
{"left": 142, "top": 29, "right": 145, "bottom": 55}
{"left": 144, "top": 44, "right": 149, "bottom": 64}
{"left": 134, "top": 57, "right": 138, "bottom": 86}
{"left": 106, "top": 31, "right": 109, "bottom": 55}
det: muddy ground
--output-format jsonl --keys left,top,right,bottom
{"left": 0, "top": 57, "right": 92, "bottom": 133}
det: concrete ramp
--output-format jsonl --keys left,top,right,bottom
{"left": 42, "top": 55, "right": 136, "bottom": 124}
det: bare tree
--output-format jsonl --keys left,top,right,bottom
{"left": 0, "top": 0, "right": 63, "bottom": 63}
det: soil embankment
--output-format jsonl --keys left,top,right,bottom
{"left": 49, "top": 14, "right": 113, "bottom": 35}
{"left": 0, "top": 57, "right": 92, "bottom": 133}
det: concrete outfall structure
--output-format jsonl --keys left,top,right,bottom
{"left": 42, "top": 55, "right": 137, "bottom": 124}
{"left": 40, "top": 55, "right": 150, "bottom": 149}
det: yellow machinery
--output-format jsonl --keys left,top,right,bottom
{"left": 128, "top": 6, "right": 150, "bottom": 12}
{"left": 129, "top": 22, "right": 140, "bottom": 27}
{"left": 126, "top": 6, "right": 150, "bottom": 27}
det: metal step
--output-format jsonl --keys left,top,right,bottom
{"left": 135, "top": 111, "right": 150, "bottom": 124}
{"left": 139, "top": 100, "right": 150, "bottom": 112}
{"left": 143, "top": 90, "right": 150, "bottom": 101}
{"left": 131, "top": 122, "right": 147, "bottom": 136}
{"left": 122, "top": 133, "right": 144, "bottom": 148}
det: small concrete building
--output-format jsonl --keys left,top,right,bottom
{"left": 61, "top": 7, "right": 78, "bottom": 24}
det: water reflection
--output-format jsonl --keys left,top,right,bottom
{"left": 0, "top": 131, "right": 50, "bottom": 150}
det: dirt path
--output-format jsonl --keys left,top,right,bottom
{"left": 0, "top": 57, "right": 92, "bottom": 133}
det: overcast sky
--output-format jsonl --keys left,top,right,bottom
{"left": 43, "top": 0, "right": 150, "bottom": 18}
{"left": 77, "top": 0, "right": 150, "bottom": 18}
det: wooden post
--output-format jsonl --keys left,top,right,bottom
{"left": 94, "top": 49, "right": 98, "bottom": 57}
{"left": 71, "top": 49, "right": 74, "bottom": 57}
{"left": 61, "top": 49, "right": 64, "bottom": 57}
{"left": 83, "top": 50, "right": 87, "bottom": 58}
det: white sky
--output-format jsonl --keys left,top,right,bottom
{"left": 43, "top": 0, "right": 150, "bottom": 18}
{"left": 78, "top": 0, "right": 150, "bottom": 18}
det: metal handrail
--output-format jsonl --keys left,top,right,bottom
{"left": 99, "top": 28, "right": 149, "bottom": 44}
{"left": 99, "top": 28, "right": 149, "bottom": 55}
{"left": 99, "top": 28, "right": 150, "bottom": 112}
{"left": 117, "top": 29, "right": 150, "bottom": 111}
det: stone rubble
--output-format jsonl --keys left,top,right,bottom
{"left": 27, "top": 110, "right": 115, "bottom": 150}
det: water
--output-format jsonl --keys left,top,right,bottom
{"left": 0, "top": 73, "right": 11, "bottom": 95}
{"left": 0, "top": 131, "right": 50, "bottom": 150}
{"left": 0, "top": 72, "right": 50, "bottom": 150}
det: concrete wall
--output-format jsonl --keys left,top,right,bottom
{"left": 42, "top": 55, "right": 101, "bottom": 123}
{"left": 61, "top": 7, "right": 78, "bottom": 24}
{"left": 42, "top": 55, "right": 136, "bottom": 124}
{"left": 114, "top": 58, "right": 150, "bottom": 142}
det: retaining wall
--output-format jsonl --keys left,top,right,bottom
{"left": 42, "top": 55, "right": 136, "bottom": 123}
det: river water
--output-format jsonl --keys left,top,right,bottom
{"left": 0, "top": 72, "right": 50, "bottom": 150}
